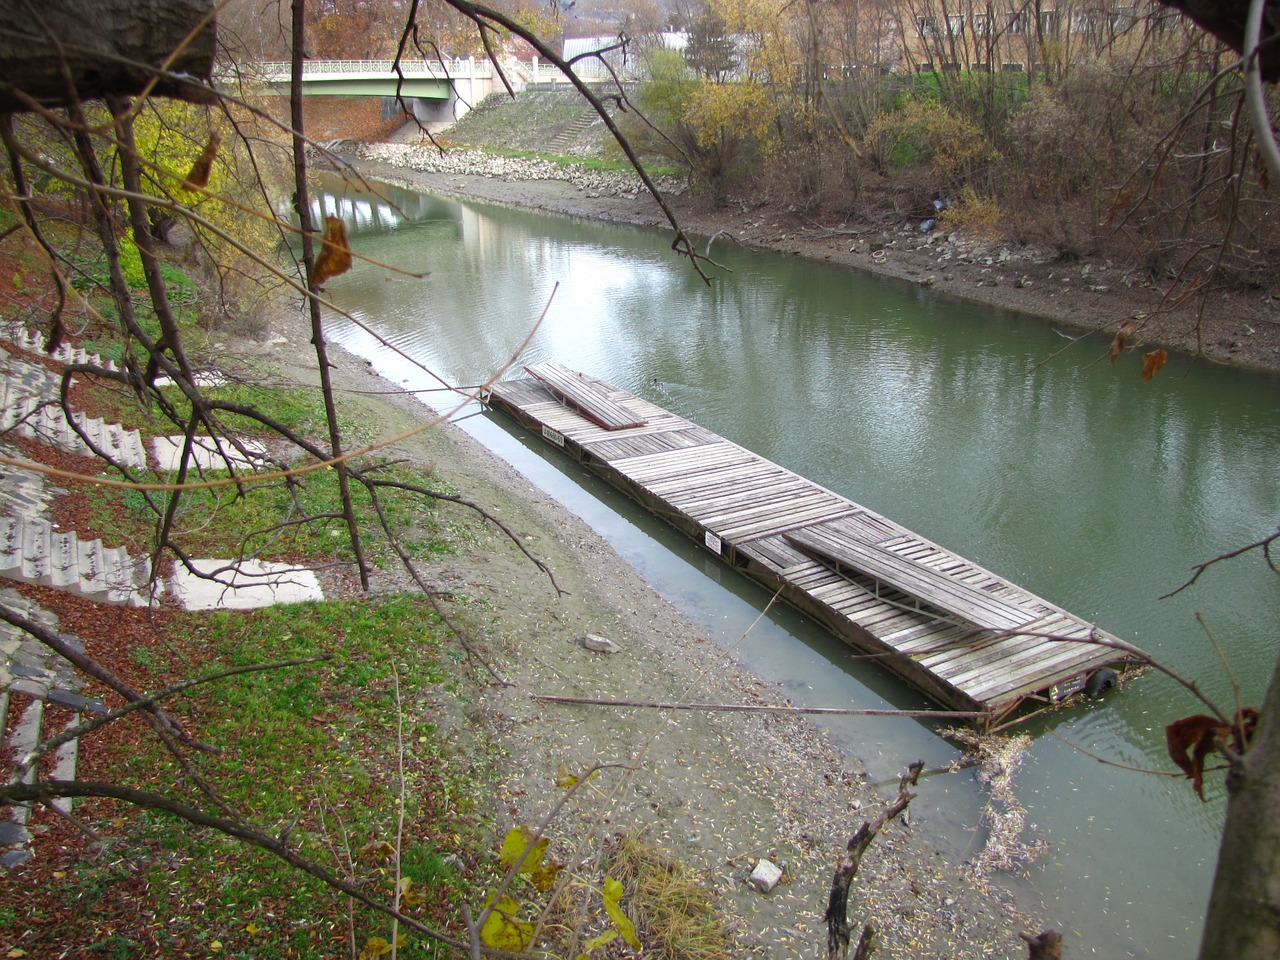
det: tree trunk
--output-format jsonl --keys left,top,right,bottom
{"left": 1197, "top": 654, "right": 1280, "bottom": 959}
{"left": 0, "top": 0, "right": 217, "bottom": 112}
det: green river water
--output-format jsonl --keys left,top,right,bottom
{"left": 310, "top": 177, "right": 1280, "bottom": 959}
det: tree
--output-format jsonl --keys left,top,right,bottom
{"left": 685, "top": 5, "right": 738, "bottom": 81}
{"left": 1142, "top": 4, "right": 1280, "bottom": 955}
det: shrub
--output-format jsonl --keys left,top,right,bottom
{"left": 939, "top": 186, "right": 1003, "bottom": 240}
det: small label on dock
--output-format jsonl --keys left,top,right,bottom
{"left": 1049, "top": 675, "right": 1088, "bottom": 702}
{"left": 542, "top": 425, "right": 565, "bottom": 447}
{"left": 704, "top": 531, "right": 722, "bottom": 554}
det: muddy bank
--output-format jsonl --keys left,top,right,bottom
{"left": 345, "top": 142, "right": 1280, "bottom": 378}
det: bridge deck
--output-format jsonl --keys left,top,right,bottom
{"left": 485, "top": 371, "right": 1139, "bottom": 725}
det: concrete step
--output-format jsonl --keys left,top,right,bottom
{"left": 0, "top": 515, "right": 149, "bottom": 605}
{"left": 0, "top": 588, "right": 97, "bottom": 868}
{"left": 1, "top": 343, "right": 144, "bottom": 470}
{"left": 4, "top": 325, "right": 117, "bottom": 373}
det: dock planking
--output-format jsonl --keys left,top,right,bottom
{"left": 486, "top": 368, "right": 1141, "bottom": 727}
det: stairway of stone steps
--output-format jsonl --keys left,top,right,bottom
{"left": 0, "top": 440, "right": 152, "bottom": 606}
{"left": 548, "top": 109, "right": 604, "bottom": 152}
{"left": 0, "top": 514, "right": 151, "bottom": 605}
{"left": 0, "top": 588, "right": 101, "bottom": 868}
{"left": 0, "top": 327, "right": 326, "bottom": 869}
{"left": 0, "top": 339, "right": 148, "bottom": 471}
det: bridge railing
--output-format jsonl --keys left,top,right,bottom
{"left": 247, "top": 58, "right": 492, "bottom": 81}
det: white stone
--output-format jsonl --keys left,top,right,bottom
{"left": 577, "top": 634, "right": 622, "bottom": 654}
{"left": 748, "top": 859, "right": 783, "bottom": 893}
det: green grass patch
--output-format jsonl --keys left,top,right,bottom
{"left": 99, "top": 596, "right": 493, "bottom": 958}
{"left": 79, "top": 458, "right": 458, "bottom": 565}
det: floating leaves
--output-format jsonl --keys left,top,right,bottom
{"left": 1141, "top": 348, "right": 1168, "bottom": 381}
{"left": 1166, "top": 708, "right": 1258, "bottom": 800}
{"left": 312, "top": 215, "right": 352, "bottom": 285}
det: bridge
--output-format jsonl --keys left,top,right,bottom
{"left": 248, "top": 59, "right": 491, "bottom": 101}
{"left": 235, "top": 57, "right": 599, "bottom": 124}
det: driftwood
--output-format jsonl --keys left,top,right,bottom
{"left": 825, "top": 760, "right": 924, "bottom": 959}
{"left": 0, "top": 0, "right": 217, "bottom": 113}
{"left": 533, "top": 693, "right": 984, "bottom": 721}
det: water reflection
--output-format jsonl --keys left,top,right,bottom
{"left": 309, "top": 174, "right": 1280, "bottom": 959}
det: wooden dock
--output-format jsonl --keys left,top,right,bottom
{"left": 487, "top": 363, "right": 1141, "bottom": 727}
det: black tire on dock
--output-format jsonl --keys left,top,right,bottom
{"left": 1085, "top": 668, "right": 1119, "bottom": 698}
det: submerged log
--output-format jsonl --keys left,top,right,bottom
{"left": 0, "top": 0, "right": 217, "bottom": 112}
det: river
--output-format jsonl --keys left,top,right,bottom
{"left": 310, "top": 176, "right": 1280, "bottom": 958}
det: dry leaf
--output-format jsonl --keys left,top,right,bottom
{"left": 1105, "top": 184, "right": 1137, "bottom": 224}
{"left": 359, "top": 838, "right": 396, "bottom": 862}
{"left": 1109, "top": 319, "right": 1138, "bottom": 363}
{"left": 1166, "top": 708, "right": 1257, "bottom": 800}
{"left": 182, "top": 132, "right": 221, "bottom": 190}
{"left": 313, "top": 216, "right": 352, "bottom": 285}
{"left": 1141, "top": 348, "right": 1168, "bottom": 381}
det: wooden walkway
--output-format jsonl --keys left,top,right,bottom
{"left": 486, "top": 368, "right": 1140, "bottom": 727}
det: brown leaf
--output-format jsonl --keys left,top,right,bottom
{"left": 1141, "top": 348, "right": 1168, "bottom": 381}
{"left": 1166, "top": 714, "right": 1224, "bottom": 800}
{"left": 313, "top": 216, "right": 352, "bottom": 285}
{"left": 1109, "top": 319, "right": 1138, "bottom": 363}
{"left": 1165, "top": 709, "right": 1258, "bottom": 801}
{"left": 359, "top": 838, "right": 396, "bottom": 862}
{"left": 182, "top": 132, "right": 221, "bottom": 190}
{"left": 1105, "top": 185, "right": 1137, "bottom": 224}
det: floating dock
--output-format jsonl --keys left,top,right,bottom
{"left": 486, "top": 363, "right": 1141, "bottom": 728}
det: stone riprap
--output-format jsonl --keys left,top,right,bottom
{"left": 356, "top": 143, "right": 685, "bottom": 200}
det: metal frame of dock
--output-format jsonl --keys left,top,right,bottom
{"left": 486, "top": 363, "right": 1141, "bottom": 728}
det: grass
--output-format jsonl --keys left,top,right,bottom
{"left": 78, "top": 457, "right": 459, "bottom": 565}
{"left": 608, "top": 835, "right": 732, "bottom": 960}
{"left": 87, "top": 596, "right": 495, "bottom": 959}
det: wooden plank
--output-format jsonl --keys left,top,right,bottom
{"left": 722, "top": 504, "right": 861, "bottom": 543}
{"left": 786, "top": 526, "right": 1034, "bottom": 631}
{"left": 525, "top": 362, "right": 647, "bottom": 430}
